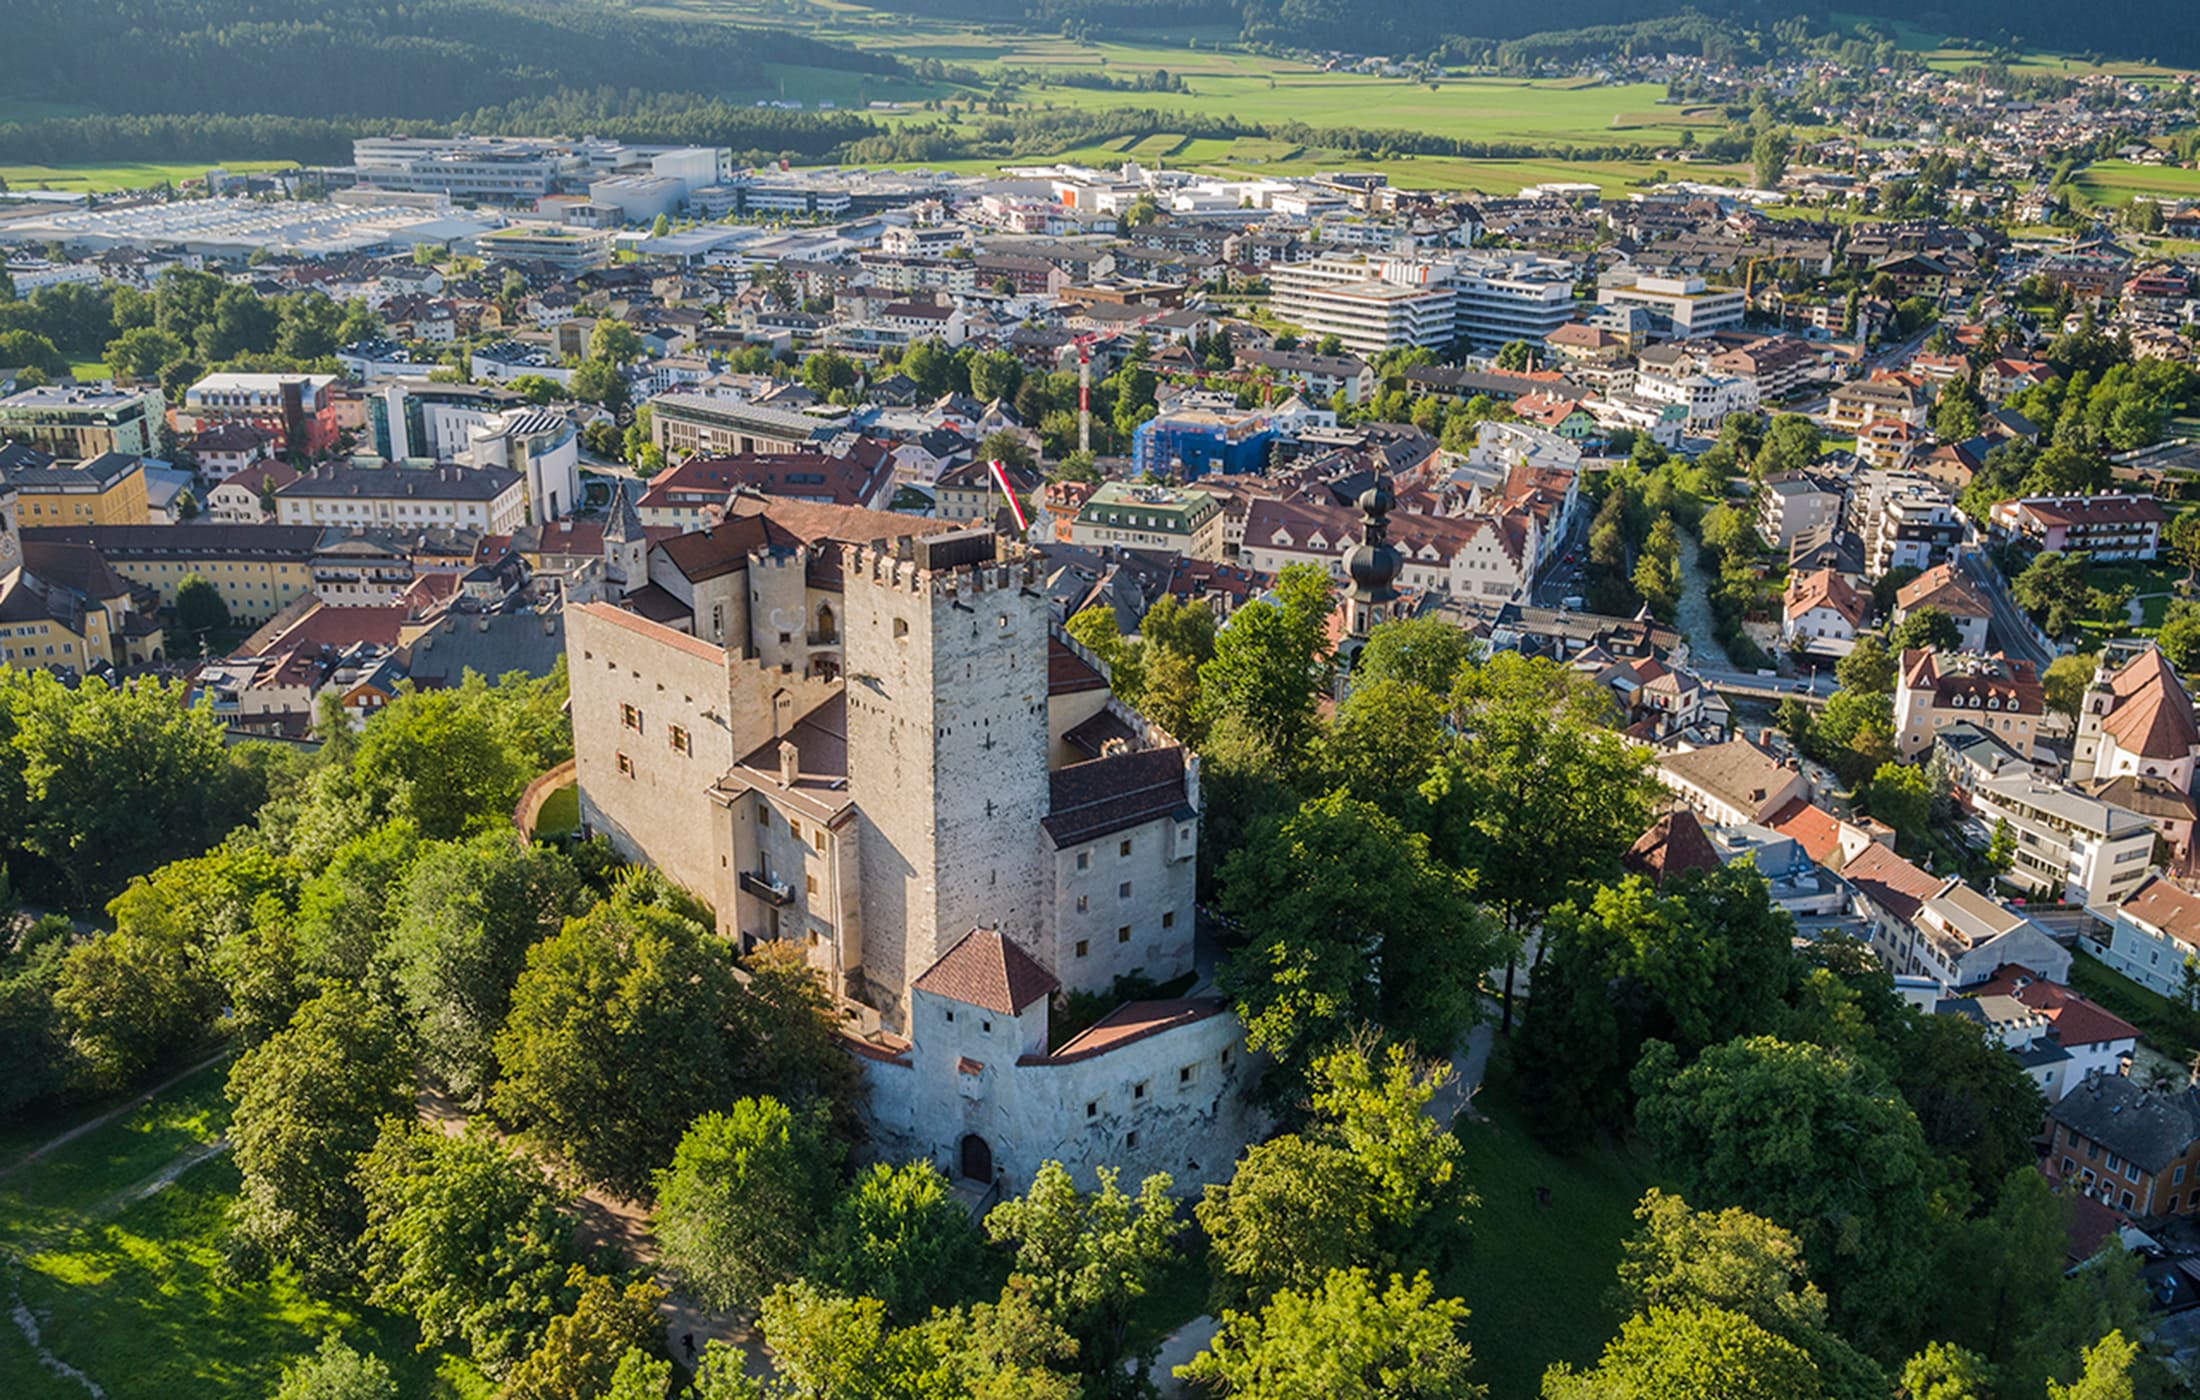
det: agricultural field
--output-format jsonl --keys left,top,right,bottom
{"left": 0, "top": 160, "right": 299, "bottom": 194}
{"left": 2068, "top": 159, "right": 2200, "bottom": 207}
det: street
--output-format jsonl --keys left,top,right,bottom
{"left": 1959, "top": 553, "right": 2057, "bottom": 670}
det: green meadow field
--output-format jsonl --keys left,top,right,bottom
{"left": 0, "top": 159, "right": 298, "bottom": 194}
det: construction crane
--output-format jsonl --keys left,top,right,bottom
{"left": 1071, "top": 305, "right": 1174, "bottom": 456}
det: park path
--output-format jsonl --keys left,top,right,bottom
{"left": 6, "top": 1076, "right": 237, "bottom": 1400}
{"left": 415, "top": 1089, "right": 774, "bottom": 1382}
{"left": 0, "top": 1048, "right": 233, "bottom": 1182}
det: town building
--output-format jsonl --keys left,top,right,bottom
{"left": 0, "top": 449, "right": 148, "bottom": 526}
{"left": 1990, "top": 494, "right": 2168, "bottom": 561}
{"left": 2095, "top": 875, "right": 2200, "bottom": 997}
{"left": 1894, "top": 563, "right": 1992, "bottom": 653}
{"left": 1070, "top": 483, "right": 1226, "bottom": 561}
{"left": 459, "top": 409, "right": 583, "bottom": 526}
{"left": 1655, "top": 738, "right": 1810, "bottom": 828}
{"left": 1241, "top": 495, "right": 1531, "bottom": 609}
{"left": 1895, "top": 650, "right": 2047, "bottom": 762}
{"left": 1755, "top": 472, "right": 1844, "bottom": 550}
{"left": 1967, "top": 768, "right": 2155, "bottom": 908}
{"left": 274, "top": 459, "right": 529, "bottom": 535}
{"left": 178, "top": 373, "right": 343, "bottom": 456}
{"left": 1594, "top": 272, "right": 1746, "bottom": 340}
{"left": 1782, "top": 567, "right": 1869, "bottom": 655}
{"left": 0, "top": 499, "right": 165, "bottom": 671}
{"left": 0, "top": 384, "right": 165, "bottom": 458}
{"left": 1131, "top": 403, "right": 1276, "bottom": 482}
{"left": 2074, "top": 643, "right": 2200, "bottom": 792}
{"left": 25, "top": 522, "right": 326, "bottom": 624}
{"left": 1958, "top": 965, "right": 2137, "bottom": 1102}
{"left": 648, "top": 392, "right": 848, "bottom": 459}
{"left": 2047, "top": 1075, "right": 2200, "bottom": 1218}
{"left": 635, "top": 446, "right": 898, "bottom": 529}
{"left": 474, "top": 225, "right": 615, "bottom": 272}
{"left": 1843, "top": 841, "right": 2070, "bottom": 992}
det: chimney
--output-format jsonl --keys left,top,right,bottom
{"left": 778, "top": 738, "right": 799, "bottom": 788}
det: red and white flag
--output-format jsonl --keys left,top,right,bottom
{"left": 987, "top": 458, "right": 1029, "bottom": 532}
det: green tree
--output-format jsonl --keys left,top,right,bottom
{"left": 1195, "top": 563, "right": 1335, "bottom": 767}
{"left": 1986, "top": 817, "right": 2016, "bottom": 874}
{"left": 226, "top": 986, "right": 412, "bottom": 1287}
{"left": 292, "top": 820, "right": 422, "bottom": 990}
{"left": 589, "top": 319, "right": 645, "bottom": 365}
{"left": 502, "top": 1268, "right": 667, "bottom": 1400}
{"left": 1868, "top": 762, "right": 1933, "bottom": 849}
{"left": 1753, "top": 128, "right": 1792, "bottom": 189}
{"left": 2168, "top": 513, "right": 2200, "bottom": 594}
{"left": 2048, "top": 1331, "right": 2139, "bottom": 1400}
{"left": 1516, "top": 866, "right": 1797, "bottom": 1139}
{"left": 104, "top": 325, "right": 188, "bottom": 380}
{"left": 349, "top": 683, "right": 529, "bottom": 841}
{"left": 808, "top": 1161, "right": 987, "bottom": 1323}
{"left": 386, "top": 831, "right": 579, "bottom": 1102}
{"left": 1888, "top": 606, "right": 1961, "bottom": 654}
{"left": 271, "top": 1334, "right": 398, "bottom": 1400}
{"left": 968, "top": 349, "right": 1025, "bottom": 404}
{"left": 1542, "top": 1304, "right": 1824, "bottom": 1399}
{"left": 1352, "top": 616, "right": 1475, "bottom": 695}
{"left": 358, "top": 1122, "right": 578, "bottom": 1375}
{"left": 1180, "top": 1268, "right": 1480, "bottom": 1399}
{"left": 1495, "top": 340, "right": 1534, "bottom": 371}
{"left": 1315, "top": 678, "right": 1451, "bottom": 824}
{"left": 656, "top": 1097, "right": 841, "bottom": 1313}
{"left": 2013, "top": 552, "right": 2111, "bottom": 637}
{"left": 1835, "top": 634, "right": 1897, "bottom": 694}
{"left": 1424, "top": 652, "right": 1662, "bottom": 1031}
{"left": 1899, "top": 1342, "right": 1994, "bottom": 1400}
{"left": 506, "top": 374, "right": 563, "bottom": 405}
{"left": 569, "top": 358, "right": 629, "bottom": 410}
{"left": 491, "top": 895, "right": 762, "bottom": 1193}
{"left": 1633, "top": 1036, "right": 1940, "bottom": 1354}
{"left": 1219, "top": 790, "right": 1496, "bottom": 1091}
{"left": 173, "top": 572, "right": 230, "bottom": 646}
{"left": 1757, "top": 414, "right": 1824, "bottom": 476}
{"left": 984, "top": 1161, "right": 1177, "bottom": 1384}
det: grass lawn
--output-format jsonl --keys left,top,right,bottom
{"left": 1126, "top": 1236, "right": 1210, "bottom": 1355}
{"left": 0, "top": 1061, "right": 489, "bottom": 1400}
{"left": 2067, "top": 947, "right": 2200, "bottom": 1065}
{"left": 533, "top": 783, "right": 581, "bottom": 837}
{"left": 2069, "top": 160, "right": 2200, "bottom": 208}
{"left": 1445, "top": 1058, "right": 1656, "bottom": 1396}
{"left": 65, "top": 358, "right": 109, "bottom": 383}
{"left": 0, "top": 160, "right": 298, "bottom": 195}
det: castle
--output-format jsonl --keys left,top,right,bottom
{"left": 566, "top": 486, "right": 1258, "bottom": 1191}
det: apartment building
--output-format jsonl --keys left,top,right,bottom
{"left": 2095, "top": 874, "right": 2200, "bottom": 997}
{"left": 0, "top": 384, "right": 165, "bottom": 458}
{"left": 178, "top": 373, "right": 342, "bottom": 456}
{"left": 1268, "top": 256, "right": 1457, "bottom": 357}
{"left": 0, "top": 449, "right": 149, "bottom": 526}
{"left": 1894, "top": 563, "right": 1992, "bottom": 653}
{"left": 274, "top": 459, "right": 528, "bottom": 535}
{"left": 1595, "top": 272, "right": 1745, "bottom": 340}
{"left": 649, "top": 392, "right": 847, "bottom": 459}
{"left": 23, "top": 522, "right": 325, "bottom": 625}
{"left": 1969, "top": 768, "right": 2155, "bottom": 908}
{"left": 1756, "top": 472, "right": 1844, "bottom": 549}
{"left": 1989, "top": 494, "right": 2169, "bottom": 561}
{"left": 1829, "top": 375, "right": 1930, "bottom": 432}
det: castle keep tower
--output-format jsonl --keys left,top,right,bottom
{"left": 841, "top": 529, "right": 1054, "bottom": 1025}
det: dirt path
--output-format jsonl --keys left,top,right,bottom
{"left": 0, "top": 1049, "right": 234, "bottom": 1183}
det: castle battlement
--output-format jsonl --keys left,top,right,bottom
{"left": 842, "top": 531, "right": 1038, "bottom": 598}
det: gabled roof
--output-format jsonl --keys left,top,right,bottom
{"left": 2114, "top": 873, "right": 2200, "bottom": 951}
{"left": 1767, "top": 798, "right": 1845, "bottom": 867}
{"left": 1895, "top": 563, "right": 1990, "bottom": 620}
{"left": 2050, "top": 1075, "right": 2200, "bottom": 1175}
{"left": 1842, "top": 841, "right": 1942, "bottom": 924}
{"left": 911, "top": 928, "right": 1058, "bottom": 1015}
{"left": 2099, "top": 647, "right": 2200, "bottom": 760}
{"left": 1974, "top": 965, "right": 2138, "bottom": 1051}
{"left": 1624, "top": 807, "right": 1722, "bottom": 886}
{"left": 1784, "top": 567, "right": 1867, "bottom": 628}
{"left": 1043, "top": 745, "right": 1189, "bottom": 849}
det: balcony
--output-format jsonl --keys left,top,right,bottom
{"left": 739, "top": 871, "right": 794, "bottom": 907}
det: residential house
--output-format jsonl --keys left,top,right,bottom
{"left": 1655, "top": 737, "right": 1810, "bottom": 828}
{"left": 1895, "top": 649, "right": 2047, "bottom": 762}
{"left": 1757, "top": 472, "right": 1845, "bottom": 550}
{"left": 1894, "top": 563, "right": 1992, "bottom": 653}
{"left": 1844, "top": 841, "right": 2071, "bottom": 991}
{"left": 1964, "top": 964, "right": 2138, "bottom": 1101}
{"left": 2095, "top": 874, "right": 2200, "bottom": 999}
{"left": 1782, "top": 567, "right": 1869, "bottom": 656}
{"left": 1239, "top": 495, "right": 1530, "bottom": 608}
{"left": 2047, "top": 1076, "right": 2200, "bottom": 1218}
{"left": 206, "top": 459, "right": 301, "bottom": 525}
{"left": 275, "top": 459, "right": 529, "bottom": 535}
{"left": 1967, "top": 768, "right": 2156, "bottom": 908}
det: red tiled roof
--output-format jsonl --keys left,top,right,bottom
{"left": 1048, "top": 635, "right": 1109, "bottom": 696}
{"left": 1976, "top": 965, "right": 2138, "bottom": 1050}
{"left": 1625, "top": 807, "right": 1722, "bottom": 885}
{"left": 1767, "top": 798, "right": 1844, "bottom": 866}
{"left": 2115, "top": 873, "right": 2200, "bottom": 951}
{"left": 1043, "top": 997, "right": 1226, "bottom": 1062}
{"left": 2099, "top": 647, "right": 2200, "bottom": 760}
{"left": 571, "top": 600, "right": 726, "bottom": 665}
{"left": 911, "top": 928, "right": 1058, "bottom": 1015}
{"left": 1843, "top": 841, "right": 1942, "bottom": 923}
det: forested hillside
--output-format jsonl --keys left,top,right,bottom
{"left": 8, "top": 0, "right": 903, "bottom": 121}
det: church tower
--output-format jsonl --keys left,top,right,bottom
{"left": 840, "top": 529, "right": 1054, "bottom": 1027}
{"left": 1337, "top": 481, "right": 1403, "bottom": 677}
{"left": 602, "top": 479, "right": 646, "bottom": 598}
